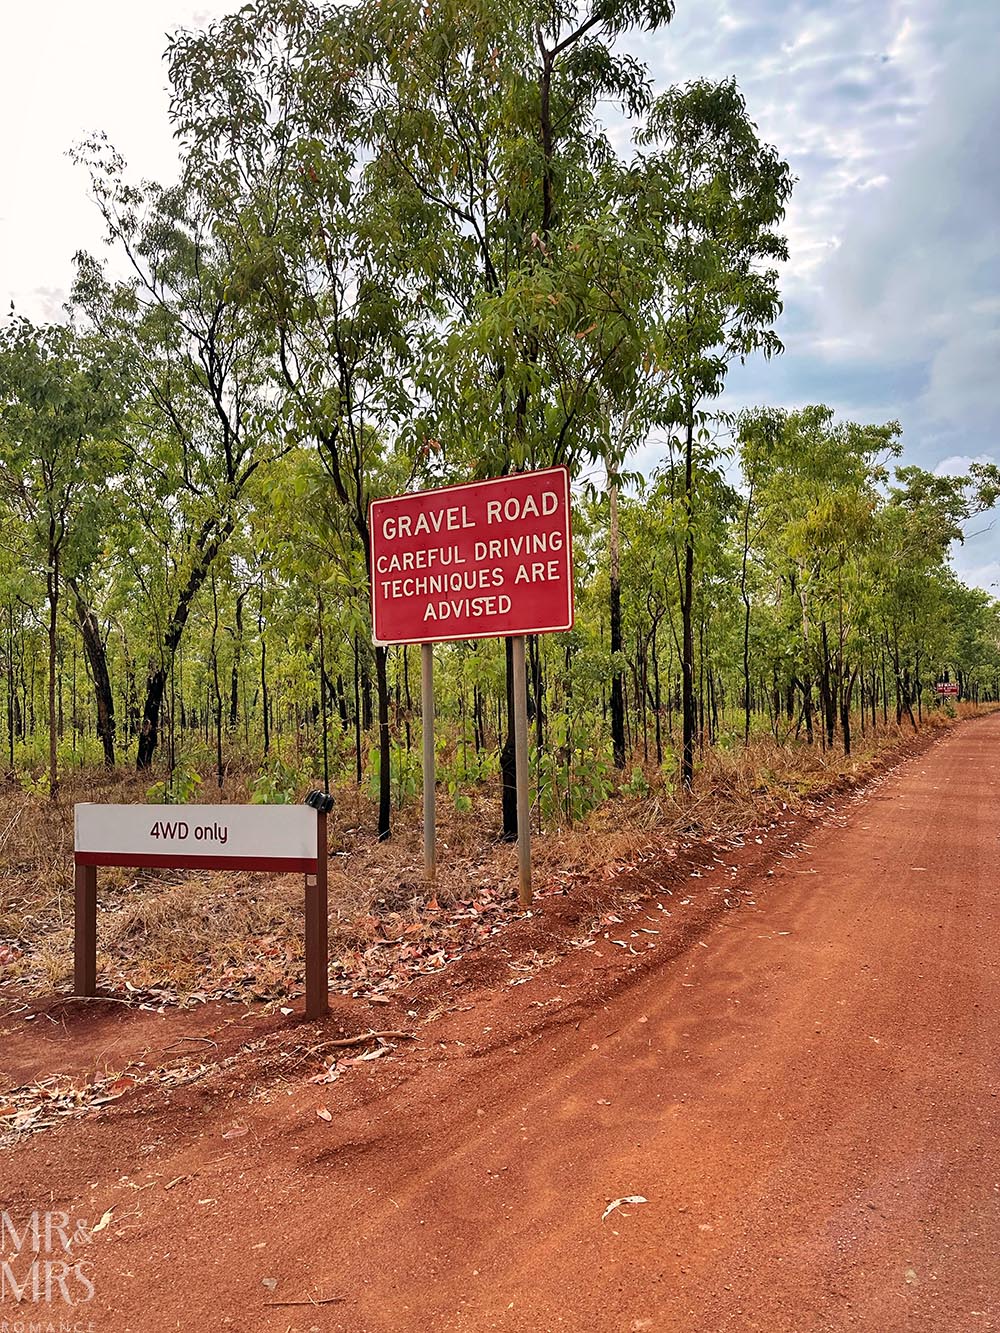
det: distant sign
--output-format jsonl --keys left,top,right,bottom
{"left": 74, "top": 804, "right": 317, "bottom": 873}
{"left": 934, "top": 681, "right": 960, "bottom": 697}
{"left": 370, "top": 467, "right": 574, "bottom": 645}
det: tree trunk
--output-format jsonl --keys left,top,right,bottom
{"left": 840, "top": 665, "right": 859, "bottom": 755}
{"left": 681, "top": 420, "right": 697, "bottom": 789}
{"left": 740, "top": 480, "right": 754, "bottom": 746}
{"left": 46, "top": 550, "right": 59, "bottom": 797}
{"left": 137, "top": 666, "right": 168, "bottom": 769}
{"left": 229, "top": 589, "right": 245, "bottom": 731}
{"left": 651, "top": 617, "right": 663, "bottom": 767}
{"left": 820, "top": 621, "right": 836, "bottom": 748}
{"left": 609, "top": 476, "right": 626, "bottom": 769}
{"left": 500, "top": 636, "right": 517, "bottom": 840}
{"left": 259, "top": 581, "right": 270, "bottom": 757}
{"left": 136, "top": 518, "right": 233, "bottom": 769}
{"left": 68, "top": 579, "right": 115, "bottom": 767}
{"left": 374, "top": 643, "right": 391, "bottom": 841}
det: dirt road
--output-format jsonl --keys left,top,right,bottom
{"left": 3, "top": 715, "right": 999, "bottom": 1332}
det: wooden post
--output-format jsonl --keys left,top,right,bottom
{"left": 305, "top": 810, "right": 329, "bottom": 1019}
{"left": 74, "top": 863, "right": 97, "bottom": 996}
{"left": 512, "top": 634, "right": 532, "bottom": 907}
{"left": 421, "top": 642, "right": 436, "bottom": 888}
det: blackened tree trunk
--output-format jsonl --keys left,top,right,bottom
{"left": 840, "top": 665, "right": 859, "bottom": 755}
{"left": 136, "top": 518, "right": 232, "bottom": 769}
{"left": 529, "top": 633, "right": 544, "bottom": 753}
{"left": 374, "top": 643, "right": 391, "bottom": 841}
{"left": 229, "top": 588, "right": 245, "bottom": 731}
{"left": 819, "top": 621, "right": 836, "bottom": 748}
{"left": 801, "top": 673, "right": 814, "bottom": 744}
{"left": 500, "top": 636, "right": 517, "bottom": 840}
{"left": 361, "top": 655, "right": 373, "bottom": 731}
{"left": 68, "top": 578, "right": 115, "bottom": 767}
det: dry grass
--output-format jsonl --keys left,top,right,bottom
{"left": 1, "top": 702, "right": 995, "bottom": 1000}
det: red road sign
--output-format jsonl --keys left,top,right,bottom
{"left": 935, "top": 681, "right": 959, "bottom": 696}
{"left": 370, "top": 467, "right": 574, "bottom": 645}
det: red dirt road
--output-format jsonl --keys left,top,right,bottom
{"left": 3, "top": 716, "right": 999, "bottom": 1332}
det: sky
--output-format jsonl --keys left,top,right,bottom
{"left": 1, "top": 1, "right": 997, "bottom": 589}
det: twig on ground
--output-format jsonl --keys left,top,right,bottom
{"left": 321, "top": 1030, "right": 415, "bottom": 1049}
{"left": 0, "top": 809, "right": 22, "bottom": 856}
{"left": 264, "top": 1296, "right": 344, "bottom": 1307}
{"left": 162, "top": 1036, "right": 219, "bottom": 1054}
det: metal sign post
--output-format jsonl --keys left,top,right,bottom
{"left": 512, "top": 634, "right": 532, "bottom": 907}
{"left": 421, "top": 643, "right": 436, "bottom": 888}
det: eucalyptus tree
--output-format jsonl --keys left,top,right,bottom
{"left": 0, "top": 318, "right": 125, "bottom": 788}
{"left": 165, "top": 0, "right": 678, "bottom": 835}
{"left": 873, "top": 462, "right": 1000, "bottom": 724}
{"left": 624, "top": 78, "right": 792, "bottom": 785}
{"left": 360, "top": 0, "right": 676, "bottom": 831}
{"left": 71, "top": 142, "right": 288, "bottom": 769}
{"left": 745, "top": 405, "right": 902, "bottom": 751}
{"left": 167, "top": 2, "right": 422, "bottom": 836}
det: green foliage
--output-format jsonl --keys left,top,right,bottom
{"left": 250, "top": 757, "right": 302, "bottom": 805}
{"left": 146, "top": 767, "right": 203, "bottom": 805}
{"left": 624, "top": 766, "right": 650, "bottom": 798}
{"left": 16, "top": 768, "right": 52, "bottom": 799}
{"left": 366, "top": 743, "right": 421, "bottom": 809}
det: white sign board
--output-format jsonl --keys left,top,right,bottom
{"left": 74, "top": 804, "right": 317, "bottom": 872}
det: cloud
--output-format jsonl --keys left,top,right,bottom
{"left": 933, "top": 454, "right": 996, "bottom": 478}
{"left": 626, "top": 0, "right": 1000, "bottom": 589}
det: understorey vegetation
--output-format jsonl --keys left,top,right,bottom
{"left": 1, "top": 0, "right": 998, "bottom": 845}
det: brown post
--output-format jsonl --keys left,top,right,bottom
{"left": 74, "top": 863, "right": 97, "bottom": 996}
{"left": 304, "top": 811, "right": 329, "bottom": 1019}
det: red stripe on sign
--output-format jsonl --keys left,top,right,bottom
{"left": 74, "top": 852, "right": 318, "bottom": 873}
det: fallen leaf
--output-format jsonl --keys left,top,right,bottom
{"left": 92, "top": 1209, "right": 114, "bottom": 1235}
{"left": 602, "top": 1195, "right": 647, "bottom": 1223}
{"left": 316, "top": 1107, "right": 333, "bottom": 1122}
{"left": 222, "top": 1123, "right": 248, "bottom": 1139}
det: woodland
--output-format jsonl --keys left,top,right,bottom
{"left": 2, "top": 0, "right": 999, "bottom": 848}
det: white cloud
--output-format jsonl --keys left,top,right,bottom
{"left": 627, "top": 0, "right": 1000, "bottom": 589}
{"left": 933, "top": 454, "right": 996, "bottom": 477}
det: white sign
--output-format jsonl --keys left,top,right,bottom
{"left": 74, "top": 804, "right": 317, "bottom": 872}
